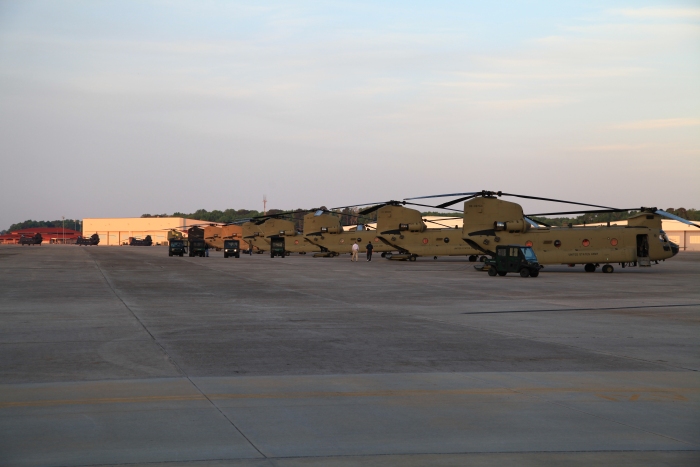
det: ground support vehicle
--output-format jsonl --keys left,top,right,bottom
{"left": 486, "top": 245, "right": 542, "bottom": 278}
{"left": 189, "top": 239, "right": 206, "bottom": 257}
{"left": 168, "top": 240, "right": 185, "bottom": 257}
{"left": 270, "top": 238, "right": 286, "bottom": 258}
{"left": 224, "top": 240, "right": 240, "bottom": 258}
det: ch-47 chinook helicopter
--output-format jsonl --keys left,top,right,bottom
{"left": 305, "top": 201, "right": 483, "bottom": 261}
{"left": 404, "top": 190, "right": 697, "bottom": 273}
{"left": 19, "top": 233, "right": 43, "bottom": 245}
{"left": 333, "top": 201, "right": 484, "bottom": 261}
{"left": 302, "top": 209, "right": 395, "bottom": 257}
{"left": 241, "top": 220, "right": 269, "bottom": 253}
{"left": 245, "top": 211, "right": 323, "bottom": 256}
{"left": 76, "top": 233, "right": 100, "bottom": 246}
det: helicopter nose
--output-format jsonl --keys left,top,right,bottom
{"left": 670, "top": 242, "right": 679, "bottom": 256}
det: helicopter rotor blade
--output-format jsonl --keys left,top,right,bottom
{"left": 406, "top": 190, "right": 616, "bottom": 210}
{"left": 435, "top": 194, "right": 480, "bottom": 209}
{"left": 332, "top": 201, "right": 394, "bottom": 211}
{"left": 525, "top": 208, "right": 634, "bottom": 217}
{"left": 404, "top": 192, "right": 480, "bottom": 201}
{"left": 524, "top": 217, "right": 547, "bottom": 228}
{"left": 655, "top": 210, "right": 700, "bottom": 228}
{"left": 423, "top": 219, "right": 456, "bottom": 228}
{"left": 358, "top": 204, "right": 388, "bottom": 215}
{"left": 402, "top": 201, "right": 463, "bottom": 212}
{"left": 499, "top": 192, "right": 616, "bottom": 210}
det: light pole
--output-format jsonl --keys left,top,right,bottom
{"left": 62, "top": 216, "right": 65, "bottom": 245}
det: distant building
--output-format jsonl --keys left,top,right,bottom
{"left": 82, "top": 217, "right": 209, "bottom": 246}
{"left": 0, "top": 227, "right": 81, "bottom": 245}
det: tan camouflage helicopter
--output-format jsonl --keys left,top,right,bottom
{"left": 201, "top": 224, "right": 250, "bottom": 251}
{"left": 327, "top": 201, "right": 484, "bottom": 261}
{"left": 403, "top": 190, "right": 697, "bottom": 273}
{"left": 241, "top": 221, "right": 268, "bottom": 253}
{"left": 255, "top": 215, "right": 322, "bottom": 256}
{"left": 301, "top": 209, "right": 395, "bottom": 257}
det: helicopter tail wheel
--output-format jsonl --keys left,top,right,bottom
{"left": 602, "top": 264, "right": 614, "bottom": 274}
{"left": 584, "top": 263, "right": 596, "bottom": 273}
{"left": 520, "top": 269, "right": 530, "bottom": 278}
{"left": 488, "top": 267, "right": 498, "bottom": 276}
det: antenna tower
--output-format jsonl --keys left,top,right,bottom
{"left": 263, "top": 195, "right": 267, "bottom": 215}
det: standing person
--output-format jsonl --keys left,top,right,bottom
{"left": 366, "top": 241, "right": 373, "bottom": 261}
{"left": 248, "top": 243, "right": 253, "bottom": 255}
{"left": 351, "top": 241, "right": 359, "bottom": 262}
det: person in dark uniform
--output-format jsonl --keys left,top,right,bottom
{"left": 366, "top": 241, "right": 374, "bottom": 261}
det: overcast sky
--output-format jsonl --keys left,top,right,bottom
{"left": 1, "top": 1, "right": 698, "bottom": 228}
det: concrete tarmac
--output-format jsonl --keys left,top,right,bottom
{"left": 0, "top": 245, "right": 698, "bottom": 466}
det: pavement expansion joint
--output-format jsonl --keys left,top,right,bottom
{"left": 85, "top": 250, "right": 268, "bottom": 459}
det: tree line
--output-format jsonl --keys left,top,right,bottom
{"left": 2, "top": 219, "right": 82, "bottom": 235}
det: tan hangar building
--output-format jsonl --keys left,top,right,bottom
{"left": 82, "top": 217, "right": 209, "bottom": 246}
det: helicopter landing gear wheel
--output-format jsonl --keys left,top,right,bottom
{"left": 381, "top": 252, "right": 386, "bottom": 258}
{"left": 434, "top": 256, "right": 437, "bottom": 260}
{"left": 520, "top": 269, "right": 530, "bottom": 278}
{"left": 409, "top": 255, "right": 417, "bottom": 262}
{"left": 602, "top": 264, "right": 614, "bottom": 273}
{"left": 488, "top": 267, "right": 497, "bottom": 276}
{"left": 479, "top": 256, "right": 488, "bottom": 262}
{"left": 584, "top": 263, "right": 596, "bottom": 273}
{"left": 468, "top": 255, "right": 477, "bottom": 262}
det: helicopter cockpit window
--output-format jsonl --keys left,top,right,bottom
{"left": 521, "top": 247, "right": 537, "bottom": 261}
{"left": 315, "top": 210, "right": 325, "bottom": 216}
{"left": 659, "top": 231, "right": 669, "bottom": 242}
